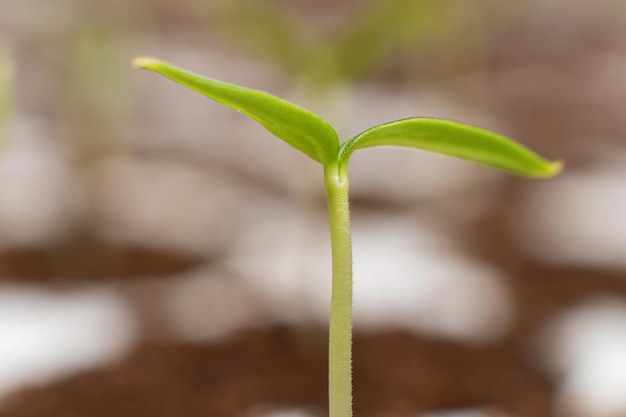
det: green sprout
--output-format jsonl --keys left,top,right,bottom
{"left": 133, "top": 56, "right": 562, "bottom": 417}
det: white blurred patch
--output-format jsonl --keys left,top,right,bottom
{"left": 351, "top": 217, "right": 512, "bottom": 344}
{"left": 0, "top": 112, "right": 83, "bottom": 247}
{"left": 420, "top": 408, "right": 509, "bottom": 417}
{"left": 95, "top": 156, "right": 278, "bottom": 256}
{"left": 249, "top": 406, "right": 320, "bottom": 417}
{"left": 225, "top": 208, "right": 332, "bottom": 324}
{"left": 512, "top": 161, "right": 626, "bottom": 270}
{"left": 0, "top": 285, "right": 137, "bottom": 401}
{"left": 164, "top": 270, "right": 270, "bottom": 342}
{"left": 227, "top": 212, "right": 512, "bottom": 344}
{"left": 537, "top": 296, "right": 626, "bottom": 417}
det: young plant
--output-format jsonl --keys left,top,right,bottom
{"left": 132, "top": 57, "right": 561, "bottom": 417}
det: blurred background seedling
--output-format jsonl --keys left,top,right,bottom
{"left": 186, "top": 0, "right": 546, "bottom": 89}
{"left": 0, "top": 45, "right": 13, "bottom": 139}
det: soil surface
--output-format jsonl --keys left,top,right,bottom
{"left": 0, "top": 232, "right": 206, "bottom": 282}
{"left": 1, "top": 325, "right": 554, "bottom": 417}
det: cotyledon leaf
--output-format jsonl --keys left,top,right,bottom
{"left": 133, "top": 57, "right": 339, "bottom": 165}
{"left": 338, "top": 118, "right": 562, "bottom": 179}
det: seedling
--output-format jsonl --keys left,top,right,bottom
{"left": 133, "top": 57, "right": 561, "bottom": 417}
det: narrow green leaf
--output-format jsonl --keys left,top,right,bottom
{"left": 338, "top": 118, "right": 562, "bottom": 178}
{"left": 133, "top": 57, "right": 338, "bottom": 165}
{"left": 0, "top": 47, "right": 12, "bottom": 137}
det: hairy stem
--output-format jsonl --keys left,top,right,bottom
{"left": 324, "top": 163, "right": 353, "bottom": 417}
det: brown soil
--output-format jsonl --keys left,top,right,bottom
{"left": 0, "top": 232, "right": 206, "bottom": 282}
{"left": 1, "top": 325, "right": 554, "bottom": 417}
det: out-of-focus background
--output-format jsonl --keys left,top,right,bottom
{"left": 0, "top": 0, "right": 625, "bottom": 416}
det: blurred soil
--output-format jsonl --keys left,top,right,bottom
{"left": 1, "top": 325, "right": 554, "bottom": 417}
{"left": 0, "top": 232, "right": 206, "bottom": 282}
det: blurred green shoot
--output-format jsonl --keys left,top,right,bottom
{"left": 62, "top": 24, "right": 130, "bottom": 161}
{"left": 0, "top": 46, "right": 13, "bottom": 138}
{"left": 188, "top": 0, "right": 455, "bottom": 87}
{"left": 133, "top": 56, "right": 562, "bottom": 417}
{"left": 330, "top": 0, "right": 448, "bottom": 81}
{"left": 187, "top": 0, "right": 313, "bottom": 76}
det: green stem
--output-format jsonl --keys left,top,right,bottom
{"left": 324, "top": 163, "right": 353, "bottom": 417}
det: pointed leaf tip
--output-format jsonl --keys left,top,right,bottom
{"left": 132, "top": 56, "right": 155, "bottom": 70}
{"left": 542, "top": 159, "right": 564, "bottom": 178}
{"left": 131, "top": 56, "right": 339, "bottom": 165}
